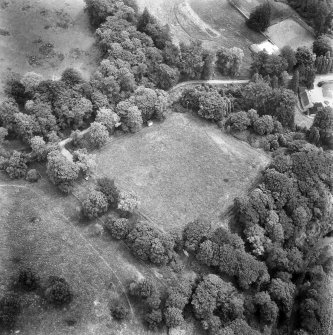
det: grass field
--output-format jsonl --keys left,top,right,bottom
{"left": 266, "top": 18, "right": 314, "bottom": 50}
{"left": 0, "top": 173, "right": 174, "bottom": 335}
{"left": 0, "top": 0, "right": 98, "bottom": 96}
{"left": 95, "top": 113, "right": 269, "bottom": 232}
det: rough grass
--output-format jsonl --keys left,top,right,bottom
{"left": 95, "top": 113, "right": 270, "bottom": 232}
{"left": 0, "top": 0, "right": 98, "bottom": 96}
{"left": 0, "top": 174, "right": 170, "bottom": 335}
{"left": 188, "top": 0, "right": 265, "bottom": 76}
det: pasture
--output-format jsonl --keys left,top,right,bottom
{"left": 0, "top": 174, "right": 169, "bottom": 335}
{"left": 95, "top": 113, "right": 270, "bottom": 232}
{"left": 0, "top": 0, "right": 98, "bottom": 96}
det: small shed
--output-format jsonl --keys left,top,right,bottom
{"left": 250, "top": 40, "right": 280, "bottom": 55}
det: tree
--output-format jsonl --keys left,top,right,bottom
{"left": 183, "top": 219, "right": 211, "bottom": 253}
{"left": 117, "top": 190, "right": 139, "bottom": 214}
{"left": 178, "top": 41, "right": 205, "bottom": 80}
{"left": 20, "top": 72, "right": 43, "bottom": 94}
{"left": 105, "top": 216, "right": 131, "bottom": 239}
{"left": 164, "top": 307, "right": 184, "bottom": 328}
{"left": 82, "top": 190, "right": 109, "bottom": 219}
{"left": 14, "top": 113, "right": 41, "bottom": 143}
{"left": 30, "top": 136, "right": 48, "bottom": 162}
{"left": 253, "top": 115, "right": 274, "bottom": 135}
{"left": 313, "top": 34, "right": 333, "bottom": 56}
{"left": 197, "top": 90, "right": 232, "bottom": 121}
{"left": 290, "top": 70, "right": 300, "bottom": 94}
{"left": 216, "top": 47, "right": 244, "bottom": 77}
{"left": 18, "top": 268, "right": 40, "bottom": 291}
{"left": 61, "top": 68, "right": 84, "bottom": 86}
{"left": 46, "top": 151, "right": 80, "bottom": 193}
{"left": 44, "top": 276, "right": 72, "bottom": 306}
{"left": 110, "top": 301, "right": 129, "bottom": 321}
{"left": 281, "top": 46, "right": 297, "bottom": 72}
{"left": 5, "top": 151, "right": 28, "bottom": 179}
{"left": 0, "top": 127, "right": 8, "bottom": 145}
{"left": 298, "top": 64, "right": 316, "bottom": 89}
{"left": 156, "top": 63, "right": 180, "bottom": 90}
{"left": 269, "top": 278, "right": 295, "bottom": 316}
{"left": 29, "top": 102, "right": 58, "bottom": 136}
{"left": 0, "top": 294, "right": 20, "bottom": 330}
{"left": 116, "top": 102, "right": 143, "bottom": 133}
{"left": 202, "top": 50, "right": 216, "bottom": 80}
{"left": 226, "top": 111, "right": 251, "bottom": 131}
{"left": 247, "top": 3, "right": 271, "bottom": 32}
{"left": 144, "top": 309, "right": 163, "bottom": 330}
{"left": 296, "top": 47, "right": 315, "bottom": 67}
{"left": 73, "top": 149, "right": 96, "bottom": 178}
{"left": 89, "top": 122, "right": 109, "bottom": 148}
{"left": 96, "top": 107, "right": 121, "bottom": 134}
{"left": 0, "top": 98, "right": 20, "bottom": 131}
{"left": 126, "top": 221, "right": 175, "bottom": 265}
{"left": 96, "top": 177, "right": 120, "bottom": 207}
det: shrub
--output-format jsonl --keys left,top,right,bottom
{"left": 105, "top": 216, "right": 131, "bottom": 239}
{"left": 110, "top": 302, "right": 129, "bottom": 321}
{"left": 89, "top": 122, "right": 109, "bottom": 148}
{"left": 44, "top": 276, "right": 72, "bottom": 306}
{"left": 82, "top": 190, "right": 109, "bottom": 219}
{"left": 26, "top": 169, "right": 40, "bottom": 182}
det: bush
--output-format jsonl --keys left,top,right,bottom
{"left": 82, "top": 190, "right": 109, "bottom": 219}
{"left": 105, "top": 216, "right": 131, "bottom": 239}
{"left": 110, "top": 302, "right": 129, "bottom": 321}
{"left": 89, "top": 122, "right": 109, "bottom": 148}
{"left": 26, "top": 169, "right": 40, "bottom": 182}
{"left": 44, "top": 276, "right": 72, "bottom": 306}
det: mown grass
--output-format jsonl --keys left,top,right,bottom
{"left": 95, "top": 112, "right": 270, "bottom": 233}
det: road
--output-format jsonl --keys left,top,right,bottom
{"left": 170, "top": 78, "right": 249, "bottom": 91}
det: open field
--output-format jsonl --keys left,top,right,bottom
{"left": 266, "top": 18, "right": 314, "bottom": 50}
{"left": 0, "top": 173, "right": 175, "bottom": 335}
{"left": 95, "top": 113, "right": 269, "bottom": 232}
{"left": 0, "top": 0, "right": 98, "bottom": 96}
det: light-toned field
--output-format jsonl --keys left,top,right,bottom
{"left": 266, "top": 18, "right": 314, "bottom": 50}
{"left": 0, "top": 0, "right": 98, "bottom": 95}
{"left": 95, "top": 113, "right": 270, "bottom": 232}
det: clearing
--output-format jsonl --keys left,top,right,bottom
{"left": 0, "top": 0, "right": 98, "bottom": 96}
{"left": 95, "top": 112, "right": 269, "bottom": 232}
